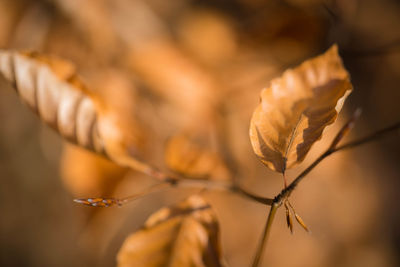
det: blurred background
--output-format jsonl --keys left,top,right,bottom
{"left": 0, "top": 0, "right": 400, "bottom": 266}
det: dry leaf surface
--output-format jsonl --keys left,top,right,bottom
{"left": 0, "top": 50, "right": 148, "bottom": 172}
{"left": 165, "top": 134, "right": 230, "bottom": 180}
{"left": 117, "top": 195, "right": 224, "bottom": 267}
{"left": 249, "top": 45, "right": 353, "bottom": 172}
{"left": 61, "top": 144, "right": 127, "bottom": 197}
{"left": 0, "top": 50, "right": 106, "bottom": 152}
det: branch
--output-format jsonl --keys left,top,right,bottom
{"left": 334, "top": 121, "right": 400, "bottom": 151}
{"left": 251, "top": 203, "right": 279, "bottom": 267}
{"left": 279, "top": 119, "right": 400, "bottom": 203}
{"left": 251, "top": 114, "right": 400, "bottom": 267}
{"left": 74, "top": 161, "right": 274, "bottom": 207}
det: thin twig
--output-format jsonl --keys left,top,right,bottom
{"left": 74, "top": 169, "right": 274, "bottom": 207}
{"left": 279, "top": 119, "right": 400, "bottom": 202}
{"left": 251, "top": 116, "right": 400, "bottom": 267}
{"left": 334, "top": 121, "right": 400, "bottom": 151}
{"left": 231, "top": 185, "right": 274, "bottom": 205}
{"left": 118, "top": 182, "right": 171, "bottom": 205}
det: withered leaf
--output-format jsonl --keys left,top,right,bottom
{"left": 165, "top": 134, "right": 230, "bottom": 180}
{"left": 61, "top": 144, "right": 127, "bottom": 197}
{"left": 0, "top": 50, "right": 104, "bottom": 151}
{"left": 0, "top": 50, "right": 147, "bottom": 173}
{"left": 249, "top": 45, "right": 353, "bottom": 173}
{"left": 117, "top": 195, "right": 224, "bottom": 267}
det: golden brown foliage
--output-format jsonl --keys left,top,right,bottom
{"left": 0, "top": 50, "right": 104, "bottom": 153}
{"left": 61, "top": 144, "right": 127, "bottom": 197}
{"left": 165, "top": 134, "right": 230, "bottom": 180}
{"left": 249, "top": 45, "right": 352, "bottom": 173}
{"left": 1, "top": 1, "right": 399, "bottom": 267}
{"left": 0, "top": 50, "right": 154, "bottom": 176}
{"left": 117, "top": 195, "right": 224, "bottom": 267}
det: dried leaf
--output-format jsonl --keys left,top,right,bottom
{"left": 0, "top": 50, "right": 103, "bottom": 150}
{"left": 61, "top": 144, "right": 127, "bottom": 197}
{"left": 177, "top": 9, "right": 237, "bottom": 66}
{"left": 0, "top": 50, "right": 149, "bottom": 173}
{"left": 249, "top": 45, "right": 353, "bottom": 172}
{"left": 128, "top": 41, "right": 219, "bottom": 127}
{"left": 49, "top": 0, "right": 119, "bottom": 60}
{"left": 117, "top": 195, "right": 224, "bottom": 267}
{"left": 165, "top": 134, "right": 230, "bottom": 180}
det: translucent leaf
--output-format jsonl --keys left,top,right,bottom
{"left": 0, "top": 50, "right": 149, "bottom": 173}
{"left": 61, "top": 144, "right": 127, "bottom": 197}
{"left": 249, "top": 45, "right": 353, "bottom": 173}
{"left": 117, "top": 195, "right": 224, "bottom": 267}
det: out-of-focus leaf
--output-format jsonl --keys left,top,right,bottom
{"left": 0, "top": 50, "right": 149, "bottom": 173}
{"left": 117, "top": 195, "right": 224, "bottom": 267}
{"left": 61, "top": 144, "right": 127, "bottom": 197}
{"left": 177, "top": 9, "right": 237, "bottom": 66}
{"left": 0, "top": 50, "right": 102, "bottom": 149}
{"left": 249, "top": 45, "right": 352, "bottom": 173}
{"left": 128, "top": 41, "right": 219, "bottom": 127}
{"left": 165, "top": 134, "right": 230, "bottom": 180}
{"left": 48, "top": 0, "right": 119, "bottom": 60}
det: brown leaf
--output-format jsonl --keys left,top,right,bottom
{"left": 127, "top": 41, "right": 219, "bottom": 128}
{"left": 249, "top": 45, "right": 353, "bottom": 173}
{"left": 0, "top": 50, "right": 149, "bottom": 173}
{"left": 176, "top": 9, "right": 237, "bottom": 66}
{"left": 0, "top": 50, "right": 103, "bottom": 150}
{"left": 61, "top": 144, "right": 127, "bottom": 197}
{"left": 117, "top": 195, "right": 224, "bottom": 267}
{"left": 165, "top": 134, "right": 230, "bottom": 180}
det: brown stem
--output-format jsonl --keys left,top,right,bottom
{"left": 251, "top": 117, "right": 400, "bottom": 267}
{"left": 251, "top": 203, "right": 279, "bottom": 267}
{"left": 334, "top": 121, "right": 400, "bottom": 152}
{"left": 278, "top": 120, "right": 400, "bottom": 202}
{"left": 231, "top": 185, "right": 273, "bottom": 205}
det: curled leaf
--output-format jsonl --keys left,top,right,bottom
{"left": 0, "top": 50, "right": 151, "bottom": 174}
{"left": 0, "top": 51, "right": 104, "bottom": 152}
{"left": 249, "top": 45, "right": 353, "bottom": 173}
{"left": 117, "top": 195, "right": 224, "bottom": 267}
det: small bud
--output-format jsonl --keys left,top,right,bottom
{"left": 285, "top": 204, "right": 293, "bottom": 234}
{"left": 294, "top": 213, "right": 309, "bottom": 232}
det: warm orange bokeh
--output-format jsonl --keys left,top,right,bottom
{"left": 0, "top": 0, "right": 399, "bottom": 267}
